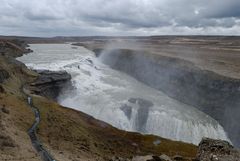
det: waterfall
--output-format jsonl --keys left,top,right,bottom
{"left": 17, "top": 43, "right": 230, "bottom": 145}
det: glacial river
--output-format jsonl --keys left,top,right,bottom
{"left": 18, "top": 43, "right": 229, "bottom": 145}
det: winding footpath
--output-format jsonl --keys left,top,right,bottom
{"left": 27, "top": 95, "right": 56, "bottom": 161}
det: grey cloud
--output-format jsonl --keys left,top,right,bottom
{"left": 0, "top": 0, "right": 240, "bottom": 36}
{"left": 24, "top": 12, "right": 63, "bottom": 21}
{"left": 202, "top": 0, "right": 240, "bottom": 18}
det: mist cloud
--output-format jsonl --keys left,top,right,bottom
{"left": 0, "top": 0, "right": 240, "bottom": 36}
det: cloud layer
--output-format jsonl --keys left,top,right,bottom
{"left": 1, "top": 0, "right": 240, "bottom": 36}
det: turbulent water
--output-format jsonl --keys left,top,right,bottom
{"left": 18, "top": 44, "right": 230, "bottom": 145}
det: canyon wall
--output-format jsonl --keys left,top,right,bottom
{"left": 97, "top": 49, "right": 240, "bottom": 147}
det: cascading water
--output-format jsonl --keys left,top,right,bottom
{"left": 18, "top": 43, "right": 230, "bottom": 145}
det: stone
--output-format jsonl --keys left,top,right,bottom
{"left": 132, "top": 155, "right": 153, "bottom": 161}
{"left": 173, "top": 155, "right": 183, "bottom": 161}
{"left": 159, "top": 154, "right": 172, "bottom": 161}
{"left": 196, "top": 138, "right": 240, "bottom": 161}
{"left": 30, "top": 70, "right": 72, "bottom": 100}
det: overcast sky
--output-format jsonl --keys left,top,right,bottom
{"left": 1, "top": 0, "right": 240, "bottom": 37}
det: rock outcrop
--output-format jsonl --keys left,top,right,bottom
{"left": 196, "top": 138, "right": 240, "bottom": 161}
{"left": 0, "top": 39, "right": 32, "bottom": 57}
{"left": 30, "top": 70, "right": 72, "bottom": 100}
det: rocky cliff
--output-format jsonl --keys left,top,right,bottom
{"left": 0, "top": 39, "right": 32, "bottom": 57}
{"left": 29, "top": 70, "right": 72, "bottom": 100}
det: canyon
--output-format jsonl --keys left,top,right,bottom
{"left": 74, "top": 37, "right": 240, "bottom": 147}
{"left": 0, "top": 37, "right": 240, "bottom": 161}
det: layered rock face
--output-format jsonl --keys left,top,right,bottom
{"left": 0, "top": 39, "right": 32, "bottom": 57}
{"left": 30, "top": 70, "right": 72, "bottom": 100}
{"left": 97, "top": 49, "right": 240, "bottom": 147}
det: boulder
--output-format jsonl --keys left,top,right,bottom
{"left": 132, "top": 154, "right": 173, "bottom": 161}
{"left": 196, "top": 138, "right": 240, "bottom": 161}
{"left": 132, "top": 155, "right": 153, "bottom": 161}
{"left": 159, "top": 154, "right": 172, "bottom": 161}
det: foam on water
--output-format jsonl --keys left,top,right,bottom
{"left": 18, "top": 43, "right": 230, "bottom": 145}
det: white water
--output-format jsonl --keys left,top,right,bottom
{"left": 18, "top": 43, "right": 230, "bottom": 145}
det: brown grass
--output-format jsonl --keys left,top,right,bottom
{"left": 33, "top": 96, "right": 197, "bottom": 161}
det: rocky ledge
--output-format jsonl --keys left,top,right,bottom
{"left": 0, "top": 39, "right": 32, "bottom": 57}
{"left": 29, "top": 70, "right": 72, "bottom": 100}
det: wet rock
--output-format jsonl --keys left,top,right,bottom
{"left": 120, "top": 104, "right": 132, "bottom": 120}
{"left": 128, "top": 98, "right": 154, "bottom": 108}
{"left": 86, "top": 58, "right": 93, "bottom": 65}
{"left": 30, "top": 70, "right": 72, "bottom": 100}
{"left": 136, "top": 106, "right": 150, "bottom": 132}
{"left": 128, "top": 98, "right": 137, "bottom": 104}
{"left": 196, "top": 138, "right": 240, "bottom": 161}
{"left": 128, "top": 98, "right": 153, "bottom": 132}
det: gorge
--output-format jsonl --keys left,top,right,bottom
{"left": 95, "top": 47, "right": 240, "bottom": 147}
{"left": 18, "top": 43, "right": 231, "bottom": 146}
{"left": 1, "top": 37, "right": 240, "bottom": 161}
